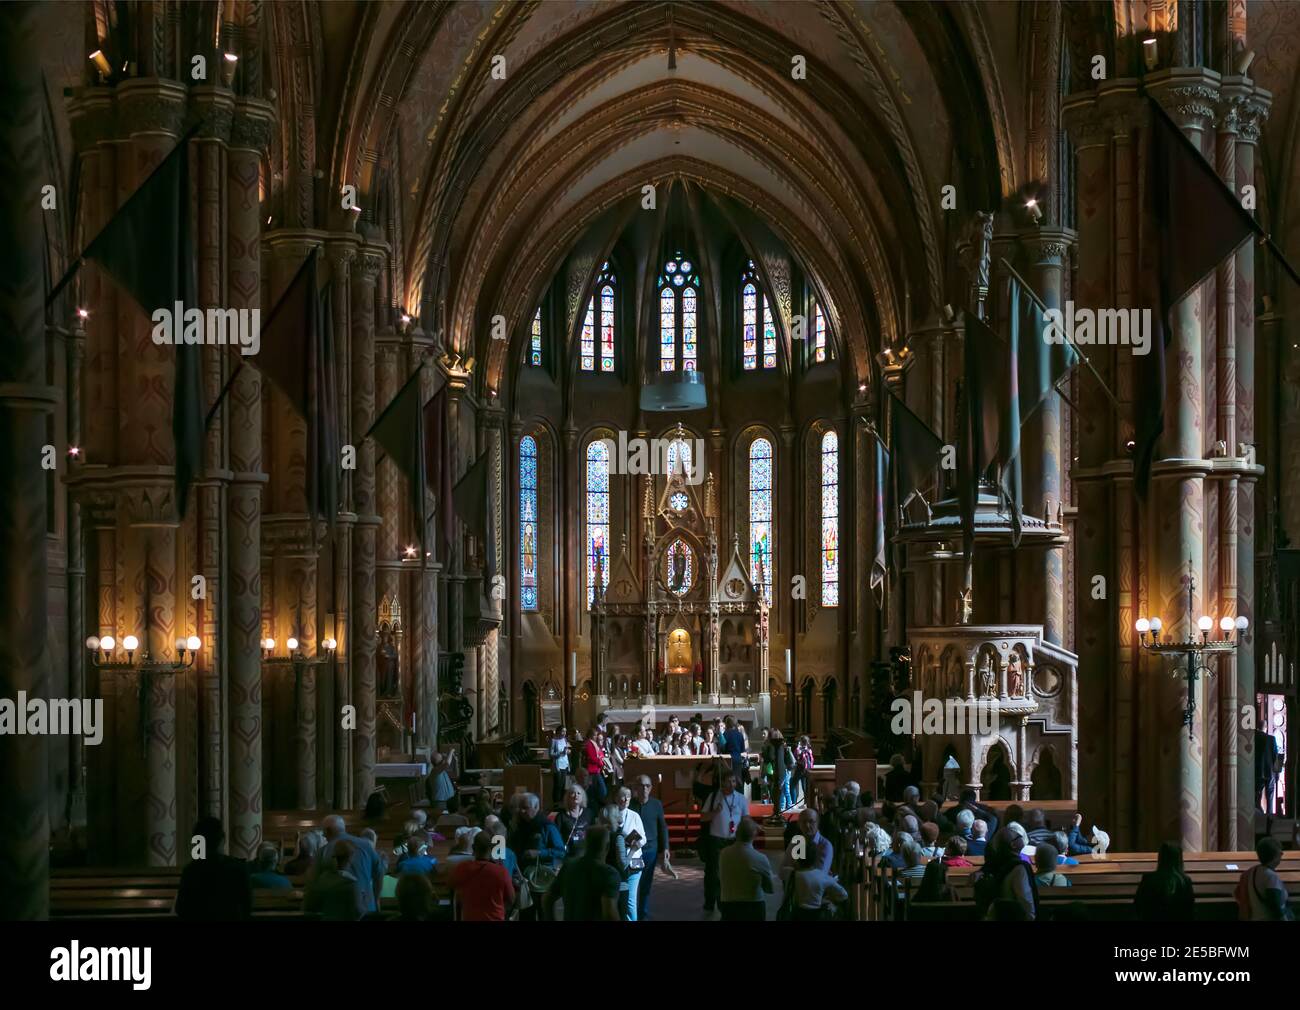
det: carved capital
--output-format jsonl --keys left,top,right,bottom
{"left": 229, "top": 98, "right": 276, "bottom": 153}
{"left": 114, "top": 79, "right": 189, "bottom": 138}
{"left": 190, "top": 87, "right": 236, "bottom": 142}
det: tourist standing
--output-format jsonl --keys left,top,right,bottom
{"left": 695, "top": 762, "right": 748, "bottom": 915}
{"left": 549, "top": 726, "right": 571, "bottom": 807}
{"left": 630, "top": 774, "right": 670, "bottom": 920}
{"left": 719, "top": 817, "right": 774, "bottom": 920}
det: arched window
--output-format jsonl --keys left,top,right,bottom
{"left": 657, "top": 254, "right": 699, "bottom": 372}
{"left": 812, "top": 301, "right": 827, "bottom": 363}
{"left": 529, "top": 308, "right": 542, "bottom": 366}
{"left": 749, "top": 436, "right": 773, "bottom": 605}
{"left": 519, "top": 436, "right": 538, "bottom": 610}
{"left": 580, "top": 262, "right": 616, "bottom": 372}
{"left": 820, "top": 429, "right": 839, "bottom": 606}
{"left": 585, "top": 439, "right": 610, "bottom": 607}
{"left": 665, "top": 436, "right": 692, "bottom": 511}
{"left": 740, "top": 261, "right": 777, "bottom": 370}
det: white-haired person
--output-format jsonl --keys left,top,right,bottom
{"left": 606, "top": 786, "right": 647, "bottom": 920}
{"left": 441, "top": 825, "right": 481, "bottom": 873}
{"left": 318, "top": 813, "right": 385, "bottom": 914}
{"left": 283, "top": 828, "right": 325, "bottom": 876}
{"left": 555, "top": 781, "right": 593, "bottom": 853}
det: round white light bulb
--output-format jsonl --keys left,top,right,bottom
{"left": 324, "top": 637, "right": 337, "bottom": 651}
{"left": 1220, "top": 616, "right": 1234, "bottom": 632}
{"left": 1149, "top": 618, "right": 1162, "bottom": 633}
{"left": 186, "top": 635, "right": 201, "bottom": 652}
{"left": 86, "top": 635, "right": 101, "bottom": 652}
{"left": 1197, "top": 615, "right": 1213, "bottom": 632}
{"left": 287, "top": 637, "right": 299, "bottom": 651}
{"left": 1135, "top": 618, "right": 1150, "bottom": 634}
{"left": 100, "top": 635, "right": 116, "bottom": 651}
{"left": 122, "top": 635, "right": 139, "bottom": 651}
{"left": 263, "top": 638, "right": 276, "bottom": 651}
{"left": 1236, "top": 616, "right": 1249, "bottom": 631}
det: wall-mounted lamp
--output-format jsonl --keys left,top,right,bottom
{"left": 89, "top": 50, "right": 112, "bottom": 81}
{"left": 1142, "top": 36, "right": 1159, "bottom": 71}
{"left": 221, "top": 52, "right": 238, "bottom": 87}
{"left": 87, "top": 632, "right": 201, "bottom": 754}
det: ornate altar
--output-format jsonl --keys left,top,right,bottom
{"left": 590, "top": 425, "right": 770, "bottom": 728}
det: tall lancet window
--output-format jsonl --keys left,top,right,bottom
{"left": 812, "top": 301, "right": 827, "bottom": 363}
{"left": 519, "top": 436, "right": 539, "bottom": 610}
{"left": 529, "top": 308, "right": 542, "bottom": 366}
{"left": 665, "top": 436, "right": 692, "bottom": 512}
{"left": 741, "top": 260, "right": 777, "bottom": 370}
{"left": 585, "top": 439, "right": 611, "bottom": 607}
{"left": 749, "top": 436, "right": 774, "bottom": 605}
{"left": 580, "top": 262, "right": 616, "bottom": 372}
{"left": 657, "top": 254, "right": 699, "bottom": 371}
{"left": 820, "top": 429, "right": 839, "bottom": 606}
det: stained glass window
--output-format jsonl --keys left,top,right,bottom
{"left": 749, "top": 436, "right": 773, "bottom": 605}
{"left": 741, "top": 261, "right": 776, "bottom": 370}
{"left": 666, "top": 538, "right": 693, "bottom": 596}
{"left": 530, "top": 308, "right": 542, "bottom": 367}
{"left": 821, "top": 429, "right": 839, "bottom": 606}
{"left": 660, "top": 287, "right": 676, "bottom": 372}
{"left": 580, "top": 262, "right": 616, "bottom": 372}
{"left": 742, "top": 282, "right": 758, "bottom": 370}
{"left": 520, "top": 436, "right": 538, "bottom": 610}
{"left": 665, "top": 437, "right": 692, "bottom": 479}
{"left": 762, "top": 295, "right": 776, "bottom": 369}
{"left": 600, "top": 284, "right": 615, "bottom": 371}
{"left": 813, "top": 301, "right": 827, "bottom": 363}
{"left": 669, "top": 491, "right": 688, "bottom": 512}
{"left": 658, "top": 254, "right": 700, "bottom": 371}
{"left": 586, "top": 439, "right": 610, "bottom": 608}
{"left": 682, "top": 287, "right": 697, "bottom": 371}
{"left": 579, "top": 299, "right": 595, "bottom": 372}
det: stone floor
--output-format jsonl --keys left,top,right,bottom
{"left": 639, "top": 852, "right": 786, "bottom": 921}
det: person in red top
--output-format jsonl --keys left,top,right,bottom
{"left": 449, "top": 831, "right": 516, "bottom": 921}
{"left": 583, "top": 726, "right": 609, "bottom": 808}
{"left": 942, "top": 835, "right": 974, "bottom": 867}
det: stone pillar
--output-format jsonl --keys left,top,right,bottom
{"left": 1021, "top": 229, "right": 1076, "bottom": 645}
{"left": 226, "top": 99, "right": 272, "bottom": 855}
{"left": 0, "top": 0, "right": 52, "bottom": 918}
{"left": 351, "top": 247, "right": 382, "bottom": 807}
{"left": 375, "top": 337, "right": 403, "bottom": 726}
{"left": 1232, "top": 86, "right": 1268, "bottom": 846}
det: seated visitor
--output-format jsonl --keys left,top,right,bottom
{"left": 250, "top": 842, "right": 292, "bottom": 891}
{"left": 1134, "top": 841, "right": 1195, "bottom": 922}
{"left": 943, "top": 788, "right": 999, "bottom": 837}
{"left": 449, "top": 830, "right": 516, "bottom": 922}
{"left": 916, "top": 857, "right": 956, "bottom": 903}
{"left": 394, "top": 872, "right": 437, "bottom": 921}
{"left": 899, "top": 839, "right": 927, "bottom": 884}
{"left": 967, "top": 818, "right": 990, "bottom": 857}
{"left": 1237, "top": 836, "right": 1293, "bottom": 921}
{"left": 943, "top": 835, "right": 973, "bottom": 867}
{"left": 1025, "top": 808, "right": 1055, "bottom": 846}
{"left": 175, "top": 816, "right": 252, "bottom": 920}
{"left": 1051, "top": 831, "right": 1079, "bottom": 865}
{"left": 442, "top": 826, "right": 480, "bottom": 871}
{"left": 1064, "top": 812, "right": 1096, "bottom": 855}
{"left": 784, "top": 849, "right": 848, "bottom": 921}
{"left": 918, "top": 821, "right": 943, "bottom": 859}
{"left": 396, "top": 834, "right": 438, "bottom": 876}
{"left": 1033, "top": 843, "right": 1070, "bottom": 887}
{"left": 283, "top": 829, "right": 324, "bottom": 877}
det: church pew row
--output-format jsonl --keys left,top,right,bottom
{"left": 870, "top": 857, "right": 1300, "bottom": 921}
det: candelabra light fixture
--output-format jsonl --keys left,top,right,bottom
{"left": 1135, "top": 567, "right": 1247, "bottom": 729}
{"left": 261, "top": 634, "right": 337, "bottom": 725}
{"left": 86, "top": 633, "right": 202, "bottom": 754}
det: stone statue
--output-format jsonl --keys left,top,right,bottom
{"left": 957, "top": 587, "right": 973, "bottom": 625}
{"left": 972, "top": 211, "right": 993, "bottom": 293}
{"left": 1008, "top": 652, "right": 1024, "bottom": 697}
{"left": 979, "top": 654, "right": 996, "bottom": 698}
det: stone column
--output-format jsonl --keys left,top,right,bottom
{"left": 351, "top": 247, "right": 383, "bottom": 807}
{"left": 226, "top": 99, "right": 272, "bottom": 855}
{"left": 375, "top": 337, "right": 403, "bottom": 727}
{"left": 0, "top": 0, "right": 52, "bottom": 918}
{"left": 1231, "top": 86, "right": 1268, "bottom": 846}
{"left": 1021, "top": 229, "right": 1076, "bottom": 646}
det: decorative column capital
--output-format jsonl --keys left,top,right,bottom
{"left": 356, "top": 245, "right": 387, "bottom": 284}
{"left": 1145, "top": 69, "right": 1222, "bottom": 132}
{"left": 229, "top": 97, "right": 276, "bottom": 153}
{"left": 114, "top": 78, "right": 189, "bottom": 138}
{"left": 1019, "top": 227, "right": 1077, "bottom": 267}
{"left": 189, "top": 86, "right": 236, "bottom": 142}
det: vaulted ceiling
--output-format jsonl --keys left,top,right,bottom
{"left": 299, "top": 1, "right": 1031, "bottom": 394}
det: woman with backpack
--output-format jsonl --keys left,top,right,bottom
{"left": 793, "top": 735, "right": 815, "bottom": 805}
{"left": 765, "top": 729, "right": 795, "bottom": 821}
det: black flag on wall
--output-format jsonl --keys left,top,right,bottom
{"left": 49, "top": 126, "right": 204, "bottom": 517}
{"left": 367, "top": 366, "right": 428, "bottom": 555}
{"left": 1133, "top": 98, "right": 1260, "bottom": 499}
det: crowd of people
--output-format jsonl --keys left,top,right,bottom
{"left": 169, "top": 720, "right": 1294, "bottom": 923}
{"left": 548, "top": 713, "right": 816, "bottom": 819}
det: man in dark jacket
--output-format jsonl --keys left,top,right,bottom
{"left": 631, "top": 774, "right": 671, "bottom": 920}
{"left": 175, "top": 817, "right": 253, "bottom": 920}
